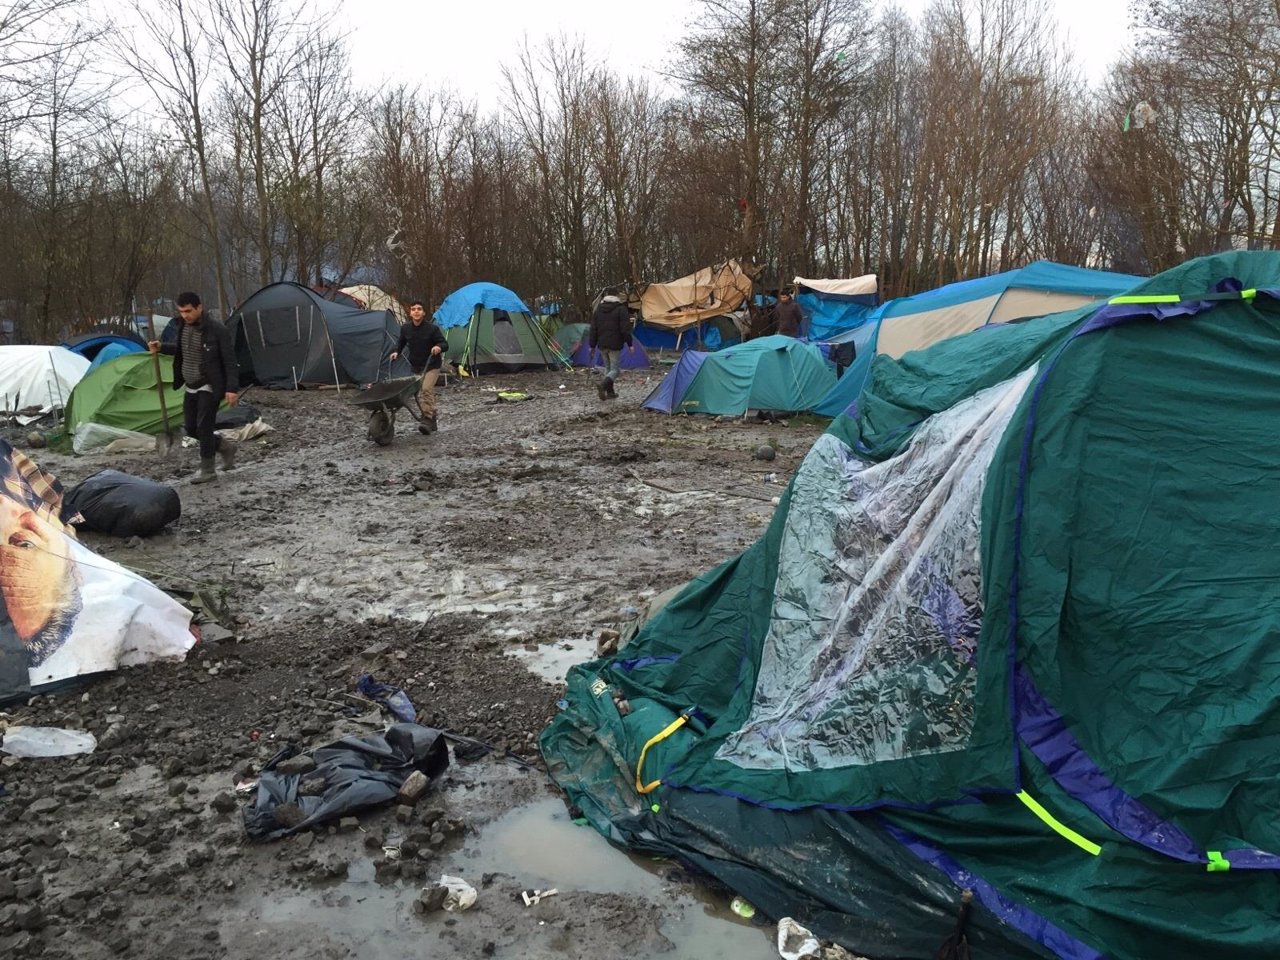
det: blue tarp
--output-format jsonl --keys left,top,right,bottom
{"left": 434, "top": 282, "right": 531, "bottom": 330}
{"left": 796, "top": 293, "right": 877, "bottom": 341}
{"left": 86, "top": 341, "right": 142, "bottom": 372}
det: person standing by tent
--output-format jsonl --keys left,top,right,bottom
{"left": 148, "top": 292, "right": 239, "bottom": 484}
{"left": 589, "top": 291, "right": 632, "bottom": 400}
{"left": 774, "top": 290, "right": 805, "bottom": 338}
{"left": 389, "top": 300, "right": 448, "bottom": 433}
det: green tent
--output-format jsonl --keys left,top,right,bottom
{"left": 640, "top": 335, "right": 836, "bottom": 414}
{"left": 65, "top": 353, "right": 216, "bottom": 435}
{"left": 433, "top": 282, "right": 566, "bottom": 373}
{"left": 542, "top": 251, "right": 1280, "bottom": 960}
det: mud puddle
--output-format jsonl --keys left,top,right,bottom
{"left": 455, "top": 798, "right": 776, "bottom": 959}
{"left": 506, "top": 635, "right": 599, "bottom": 682}
{"left": 227, "top": 797, "right": 775, "bottom": 960}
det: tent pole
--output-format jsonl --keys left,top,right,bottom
{"left": 47, "top": 352, "right": 66, "bottom": 419}
{"left": 319, "top": 306, "right": 341, "bottom": 395}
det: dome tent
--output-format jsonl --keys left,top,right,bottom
{"left": 436, "top": 282, "right": 566, "bottom": 374}
{"left": 545, "top": 252, "right": 1280, "bottom": 960}
{"left": 227, "top": 282, "right": 411, "bottom": 388}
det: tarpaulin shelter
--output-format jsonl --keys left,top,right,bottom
{"left": 435, "top": 282, "right": 565, "bottom": 373}
{"left": 65, "top": 353, "right": 193, "bottom": 436}
{"left": 813, "top": 261, "right": 1144, "bottom": 418}
{"left": 0, "top": 441, "right": 194, "bottom": 704}
{"left": 544, "top": 251, "right": 1280, "bottom": 960}
{"left": 553, "top": 322, "right": 651, "bottom": 369}
{"left": 0, "top": 346, "right": 89, "bottom": 413}
{"left": 640, "top": 335, "right": 834, "bottom": 415}
{"left": 793, "top": 274, "right": 878, "bottom": 340}
{"left": 630, "top": 260, "right": 755, "bottom": 344}
{"left": 227, "top": 282, "right": 410, "bottom": 388}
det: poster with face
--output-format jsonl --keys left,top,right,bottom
{"left": 0, "top": 441, "right": 195, "bottom": 702}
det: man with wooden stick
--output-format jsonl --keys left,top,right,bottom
{"left": 149, "top": 292, "right": 239, "bottom": 484}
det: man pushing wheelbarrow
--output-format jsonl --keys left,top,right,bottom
{"left": 389, "top": 300, "right": 448, "bottom": 434}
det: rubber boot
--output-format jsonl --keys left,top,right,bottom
{"left": 191, "top": 458, "right": 218, "bottom": 484}
{"left": 218, "top": 438, "right": 238, "bottom": 471}
{"left": 596, "top": 379, "right": 608, "bottom": 400}
{"left": 605, "top": 378, "right": 617, "bottom": 399}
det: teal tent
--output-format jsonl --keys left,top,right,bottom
{"left": 641, "top": 335, "right": 834, "bottom": 415}
{"left": 543, "top": 252, "right": 1280, "bottom": 960}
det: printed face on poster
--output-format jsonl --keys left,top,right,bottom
{"left": 0, "top": 444, "right": 195, "bottom": 701}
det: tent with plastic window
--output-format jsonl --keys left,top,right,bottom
{"left": 543, "top": 251, "right": 1280, "bottom": 960}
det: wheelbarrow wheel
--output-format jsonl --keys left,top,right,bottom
{"left": 368, "top": 409, "right": 395, "bottom": 446}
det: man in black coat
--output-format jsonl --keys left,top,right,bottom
{"left": 389, "top": 299, "right": 449, "bottom": 433}
{"left": 589, "top": 291, "right": 632, "bottom": 400}
{"left": 774, "top": 290, "right": 805, "bottom": 338}
{"left": 149, "top": 291, "right": 239, "bottom": 484}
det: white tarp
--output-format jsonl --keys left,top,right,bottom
{"left": 0, "top": 346, "right": 90, "bottom": 413}
{"left": 793, "top": 275, "right": 878, "bottom": 297}
{"left": 342, "top": 284, "right": 408, "bottom": 325}
{"left": 1, "top": 441, "right": 195, "bottom": 699}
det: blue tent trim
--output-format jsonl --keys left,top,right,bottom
{"left": 434, "top": 282, "right": 531, "bottom": 329}
{"left": 641, "top": 351, "right": 710, "bottom": 413}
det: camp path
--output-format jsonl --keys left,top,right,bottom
{"left": 3, "top": 366, "right": 823, "bottom": 960}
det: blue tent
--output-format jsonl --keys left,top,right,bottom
{"left": 813, "top": 261, "right": 1145, "bottom": 417}
{"left": 433, "top": 282, "right": 530, "bottom": 329}
{"left": 63, "top": 332, "right": 146, "bottom": 364}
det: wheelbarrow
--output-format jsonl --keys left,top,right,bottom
{"left": 350, "top": 376, "right": 425, "bottom": 446}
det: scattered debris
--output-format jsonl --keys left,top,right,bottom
{"left": 754, "top": 443, "right": 776, "bottom": 461}
{"left": 730, "top": 895, "right": 756, "bottom": 919}
{"left": 521, "top": 887, "right": 558, "bottom": 906}
{"left": 356, "top": 673, "right": 417, "bottom": 723}
{"left": 596, "top": 628, "right": 620, "bottom": 658}
{"left": 438, "top": 874, "right": 478, "bottom": 911}
{"left": 0, "top": 726, "right": 97, "bottom": 758}
{"left": 777, "top": 917, "right": 821, "bottom": 960}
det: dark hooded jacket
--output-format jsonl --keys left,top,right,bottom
{"left": 590, "top": 297, "right": 633, "bottom": 351}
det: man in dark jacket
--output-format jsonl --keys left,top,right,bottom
{"left": 774, "top": 290, "right": 805, "bottom": 338}
{"left": 589, "top": 291, "right": 632, "bottom": 400}
{"left": 149, "top": 291, "right": 239, "bottom": 484}
{"left": 390, "top": 299, "right": 449, "bottom": 433}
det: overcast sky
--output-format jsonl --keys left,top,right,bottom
{"left": 339, "top": 0, "right": 1134, "bottom": 111}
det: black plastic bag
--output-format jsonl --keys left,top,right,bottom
{"left": 243, "top": 723, "right": 449, "bottom": 840}
{"left": 63, "top": 469, "right": 180, "bottom": 537}
{"left": 215, "top": 403, "right": 261, "bottom": 429}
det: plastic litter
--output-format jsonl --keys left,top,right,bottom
{"left": 730, "top": 895, "right": 756, "bottom": 919}
{"left": 522, "top": 888, "right": 559, "bottom": 906}
{"left": 1, "top": 726, "right": 97, "bottom": 758}
{"left": 243, "top": 723, "right": 448, "bottom": 840}
{"left": 71, "top": 421, "right": 154, "bottom": 454}
{"left": 356, "top": 673, "right": 417, "bottom": 723}
{"left": 63, "top": 469, "right": 181, "bottom": 537}
{"left": 777, "top": 917, "right": 821, "bottom": 960}
{"left": 438, "top": 874, "right": 477, "bottom": 911}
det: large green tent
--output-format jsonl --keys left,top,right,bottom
{"left": 65, "top": 353, "right": 216, "bottom": 435}
{"left": 434, "top": 282, "right": 566, "bottom": 373}
{"left": 542, "top": 251, "right": 1280, "bottom": 960}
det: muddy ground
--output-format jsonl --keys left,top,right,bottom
{"left": 0, "top": 365, "right": 828, "bottom": 959}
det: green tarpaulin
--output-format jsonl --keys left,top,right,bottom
{"left": 542, "top": 251, "right": 1280, "bottom": 960}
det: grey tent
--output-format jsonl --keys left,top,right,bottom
{"left": 228, "top": 282, "right": 411, "bottom": 388}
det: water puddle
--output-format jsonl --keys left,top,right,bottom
{"left": 505, "top": 636, "right": 597, "bottom": 683}
{"left": 455, "top": 798, "right": 776, "bottom": 959}
{"left": 227, "top": 797, "right": 775, "bottom": 960}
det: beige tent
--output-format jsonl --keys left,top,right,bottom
{"left": 341, "top": 284, "right": 408, "bottom": 325}
{"left": 631, "top": 260, "right": 755, "bottom": 332}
